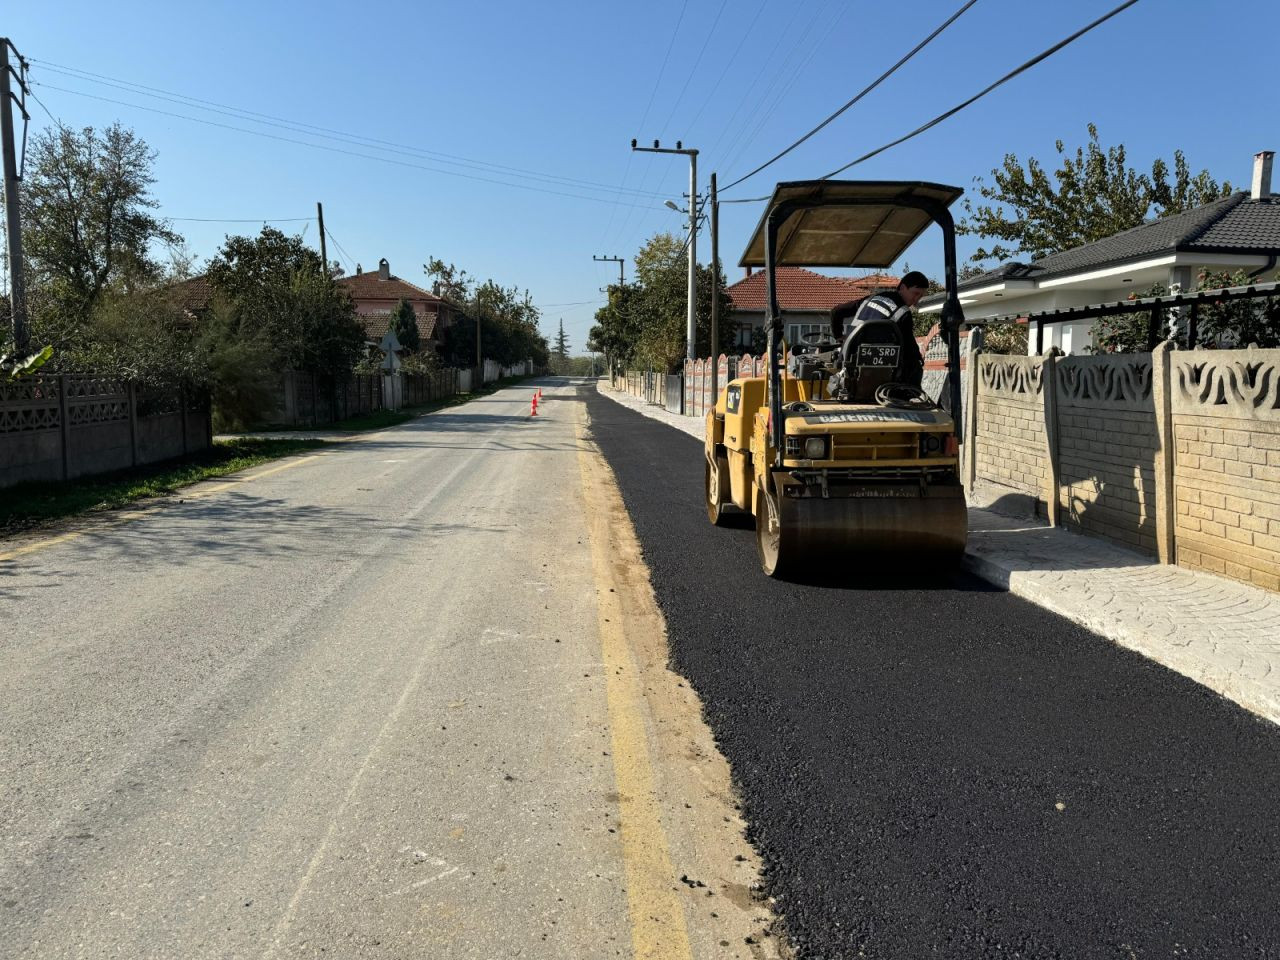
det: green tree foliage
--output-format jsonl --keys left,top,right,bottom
{"left": 1090, "top": 270, "right": 1280, "bottom": 353}
{"left": 206, "top": 227, "right": 365, "bottom": 377}
{"left": 389, "top": 298, "right": 421, "bottom": 353}
{"left": 551, "top": 319, "right": 571, "bottom": 373}
{"left": 961, "top": 124, "right": 1233, "bottom": 266}
{"left": 623, "top": 233, "right": 737, "bottom": 372}
{"left": 1195, "top": 269, "right": 1280, "bottom": 348}
{"left": 424, "top": 258, "right": 549, "bottom": 369}
{"left": 588, "top": 282, "right": 643, "bottom": 372}
{"left": 22, "top": 123, "right": 181, "bottom": 339}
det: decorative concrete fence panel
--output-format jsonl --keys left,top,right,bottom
{"left": 0, "top": 375, "right": 211, "bottom": 491}
{"left": 972, "top": 356, "right": 1050, "bottom": 507}
{"left": 684, "top": 360, "right": 695, "bottom": 413}
{"left": 1054, "top": 354, "right": 1159, "bottom": 554}
{"left": 1169, "top": 346, "right": 1280, "bottom": 591}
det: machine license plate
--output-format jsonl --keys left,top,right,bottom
{"left": 856, "top": 344, "right": 899, "bottom": 367}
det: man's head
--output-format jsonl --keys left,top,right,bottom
{"left": 898, "top": 270, "right": 930, "bottom": 308}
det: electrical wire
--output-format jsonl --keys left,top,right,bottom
{"left": 323, "top": 227, "right": 357, "bottom": 275}
{"left": 822, "top": 0, "right": 1140, "bottom": 179}
{"left": 719, "top": 0, "right": 980, "bottom": 192}
{"left": 31, "top": 59, "right": 671, "bottom": 201}
{"left": 654, "top": 0, "right": 730, "bottom": 137}
{"left": 33, "top": 82, "right": 670, "bottom": 211}
{"left": 167, "top": 216, "right": 312, "bottom": 223}
{"left": 598, "top": 0, "right": 692, "bottom": 252}
{"left": 714, "top": 0, "right": 1141, "bottom": 204}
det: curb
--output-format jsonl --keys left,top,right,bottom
{"left": 963, "top": 550, "right": 1280, "bottom": 728}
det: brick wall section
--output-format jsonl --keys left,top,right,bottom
{"left": 1172, "top": 408, "right": 1280, "bottom": 592}
{"left": 1057, "top": 407, "right": 1159, "bottom": 553}
{"left": 973, "top": 356, "right": 1048, "bottom": 508}
{"left": 1053, "top": 355, "right": 1159, "bottom": 555}
{"left": 975, "top": 393, "right": 1048, "bottom": 501}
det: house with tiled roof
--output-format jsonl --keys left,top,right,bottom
{"left": 337, "top": 258, "right": 462, "bottom": 349}
{"left": 726, "top": 267, "right": 899, "bottom": 349}
{"left": 921, "top": 150, "right": 1280, "bottom": 354}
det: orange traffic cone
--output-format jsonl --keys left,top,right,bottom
{"left": 531, "top": 394, "right": 538, "bottom": 417}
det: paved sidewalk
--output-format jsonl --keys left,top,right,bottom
{"left": 594, "top": 379, "right": 1280, "bottom": 727}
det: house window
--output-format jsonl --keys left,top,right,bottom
{"left": 787, "top": 323, "right": 827, "bottom": 345}
{"left": 736, "top": 326, "right": 755, "bottom": 348}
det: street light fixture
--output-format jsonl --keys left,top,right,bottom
{"left": 664, "top": 200, "right": 682, "bottom": 213}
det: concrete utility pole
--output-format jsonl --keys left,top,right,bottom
{"left": 316, "top": 202, "right": 328, "bottom": 276}
{"left": 710, "top": 171, "right": 720, "bottom": 396}
{"left": 593, "top": 254, "right": 624, "bottom": 289}
{"left": 632, "top": 139, "right": 698, "bottom": 361}
{"left": 0, "top": 38, "right": 30, "bottom": 353}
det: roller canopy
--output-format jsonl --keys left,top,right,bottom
{"left": 738, "top": 180, "right": 964, "bottom": 269}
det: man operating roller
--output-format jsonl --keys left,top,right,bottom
{"left": 828, "top": 271, "right": 930, "bottom": 388}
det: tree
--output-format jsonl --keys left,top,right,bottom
{"left": 589, "top": 282, "right": 643, "bottom": 372}
{"left": 626, "top": 232, "right": 737, "bottom": 372}
{"left": 22, "top": 123, "right": 181, "bottom": 332}
{"left": 961, "top": 124, "right": 1233, "bottom": 267}
{"left": 206, "top": 227, "right": 365, "bottom": 377}
{"left": 552, "top": 319, "right": 570, "bottom": 372}
{"left": 389, "top": 298, "right": 421, "bottom": 353}
{"left": 425, "top": 258, "right": 549, "bottom": 369}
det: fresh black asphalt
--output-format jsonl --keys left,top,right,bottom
{"left": 582, "top": 386, "right": 1280, "bottom": 960}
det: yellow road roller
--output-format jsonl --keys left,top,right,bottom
{"left": 704, "top": 180, "right": 969, "bottom": 577}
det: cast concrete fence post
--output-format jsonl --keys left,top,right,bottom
{"left": 1041, "top": 353, "right": 1062, "bottom": 527}
{"left": 1151, "top": 340, "right": 1177, "bottom": 564}
{"left": 57, "top": 374, "right": 70, "bottom": 481}
{"left": 963, "top": 350, "right": 981, "bottom": 492}
{"left": 128, "top": 381, "right": 139, "bottom": 467}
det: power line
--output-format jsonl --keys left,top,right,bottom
{"left": 717, "top": 0, "right": 1142, "bottom": 204}
{"left": 822, "top": 0, "right": 1140, "bottom": 179}
{"left": 655, "top": 0, "right": 730, "bottom": 137}
{"left": 167, "top": 215, "right": 312, "bottom": 222}
{"left": 31, "top": 59, "right": 671, "bottom": 201}
{"left": 601, "top": 0, "right": 693, "bottom": 252}
{"left": 33, "top": 82, "right": 670, "bottom": 211}
{"left": 719, "top": 0, "right": 980, "bottom": 193}
{"left": 323, "top": 226, "right": 356, "bottom": 275}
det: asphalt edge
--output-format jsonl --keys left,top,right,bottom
{"left": 594, "top": 379, "right": 1280, "bottom": 729}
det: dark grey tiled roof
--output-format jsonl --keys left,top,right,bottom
{"left": 932, "top": 192, "right": 1280, "bottom": 304}
{"left": 1190, "top": 197, "right": 1280, "bottom": 250}
{"left": 1031, "top": 192, "right": 1246, "bottom": 275}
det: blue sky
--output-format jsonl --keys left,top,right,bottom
{"left": 11, "top": 0, "right": 1275, "bottom": 353}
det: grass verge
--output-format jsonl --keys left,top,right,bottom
{"left": 0, "top": 437, "right": 327, "bottom": 536}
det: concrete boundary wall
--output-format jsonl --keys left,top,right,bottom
{"left": 0, "top": 375, "right": 212, "bottom": 491}
{"left": 970, "top": 344, "right": 1280, "bottom": 592}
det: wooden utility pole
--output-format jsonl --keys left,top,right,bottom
{"left": 0, "top": 39, "right": 29, "bottom": 352}
{"left": 316, "top": 202, "right": 328, "bottom": 275}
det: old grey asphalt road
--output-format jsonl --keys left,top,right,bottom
{"left": 0, "top": 380, "right": 776, "bottom": 960}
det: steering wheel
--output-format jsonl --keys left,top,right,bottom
{"left": 874, "top": 382, "right": 934, "bottom": 410}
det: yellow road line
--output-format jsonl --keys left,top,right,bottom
{"left": 0, "top": 454, "right": 321, "bottom": 563}
{"left": 577, "top": 425, "right": 695, "bottom": 960}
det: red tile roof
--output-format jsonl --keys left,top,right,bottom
{"left": 726, "top": 268, "right": 899, "bottom": 313}
{"left": 337, "top": 271, "right": 443, "bottom": 304}
{"left": 360, "top": 310, "right": 439, "bottom": 344}
{"left": 166, "top": 275, "right": 216, "bottom": 313}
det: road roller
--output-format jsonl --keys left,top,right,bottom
{"left": 704, "top": 180, "right": 969, "bottom": 578}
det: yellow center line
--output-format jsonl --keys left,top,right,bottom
{"left": 0, "top": 454, "right": 321, "bottom": 563}
{"left": 576, "top": 418, "right": 695, "bottom": 960}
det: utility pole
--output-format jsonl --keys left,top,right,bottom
{"left": 632, "top": 139, "right": 698, "bottom": 361}
{"left": 710, "top": 172, "right": 720, "bottom": 396}
{"left": 1, "top": 38, "right": 30, "bottom": 353}
{"left": 316, "top": 202, "right": 328, "bottom": 276}
{"left": 592, "top": 254, "right": 624, "bottom": 289}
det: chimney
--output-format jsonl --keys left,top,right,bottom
{"left": 378, "top": 257, "right": 390, "bottom": 281}
{"left": 1252, "top": 151, "right": 1274, "bottom": 200}
{"left": 356, "top": 263, "right": 362, "bottom": 275}
{"left": 744, "top": 266, "right": 753, "bottom": 279}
